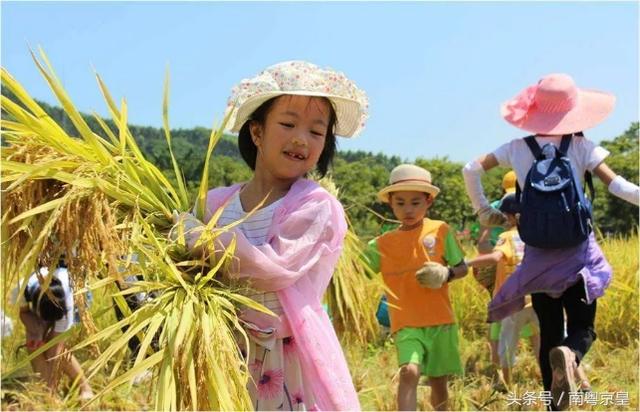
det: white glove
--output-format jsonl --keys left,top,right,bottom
{"left": 416, "top": 262, "right": 449, "bottom": 289}
{"left": 478, "top": 205, "right": 508, "bottom": 228}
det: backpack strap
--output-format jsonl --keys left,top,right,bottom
{"left": 584, "top": 170, "right": 595, "bottom": 200}
{"left": 524, "top": 135, "right": 543, "bottom": 159}
{"left": 559, "top": 134, "right": 572, "bottom": 155}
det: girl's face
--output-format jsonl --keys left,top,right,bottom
{"left": 389, "top": 191, "right": 433, "bottom": 228}
{"left": 250, "top": 95, "right": 331, "bottom": 181}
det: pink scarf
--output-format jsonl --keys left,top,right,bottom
{"left": 203, "top": 179, "right": 360, "bottom": 411}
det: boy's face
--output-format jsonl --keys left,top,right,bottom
{"left": 389, "top": 191, "right": 433, "bottom": 227}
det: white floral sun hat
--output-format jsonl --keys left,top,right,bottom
{"left": 225, "top": 61, "right": 369, "bottom": 138}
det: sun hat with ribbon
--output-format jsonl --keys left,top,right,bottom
{"left": 501, "top": 73, "right": 615, "bottom": 135}
{"left": 501, "top": 170, "right": 517, "bottom": 194}
{"left": 225, "top": 61, "right": 369, "bottom": 138}
{"left": 378, "top": 164, "right": 440, "bottom": 203}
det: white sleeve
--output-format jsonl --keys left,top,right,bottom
{"left": 580, "top": 138, "right": 610, "bottom": 171}
{"left": 608, "top": 175, "right": 640, "bottom": 206}
{"left": 462, "top": 160, "right": 490, "bottom": 212}
{"left": 492, "top": 141, "right": 514, "bottom": 168}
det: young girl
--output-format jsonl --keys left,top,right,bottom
{"left": 14, "top": 260, "right": 93, "bottom": 400}
{"left": 462, "top": 73, "right": 639, "bottom": 410}
{"left": 465, "top": 194, "right": 540, "bottom": 387}
{"left": 177, "top": 61, "right": 368, "bottom": 411}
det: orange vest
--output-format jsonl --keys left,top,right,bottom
{"left": 377, "top": 219, "right": 455, "bottom": 332}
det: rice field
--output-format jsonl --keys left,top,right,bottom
{"left": 2, "top": 234, "right": 637, "bottom": 411}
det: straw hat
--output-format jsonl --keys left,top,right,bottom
{"left": 377, "top": 164, "right": 440, "bottom": 203}
{"left": 225, "top": 61, "right": 369, "bottom": 138}
{"left": 501, "top": 73, "right": 615, "bottom": 135}
{"left": 501, "top": 170, "right": 517, "bottom": 194}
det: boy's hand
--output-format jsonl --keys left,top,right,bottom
{"left": 416, "top": 262, "right": 449, "bottom": 289}
{"left": 478, "top": 205, "right": 507, "bottom": 227}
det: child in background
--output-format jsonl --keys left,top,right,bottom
{"left": 462, "top": 73, "right": 639, "bottom": 410}
{"left": 365, "top": 164, "right": 468, "bottom": 411}
{"left": 465, "top": 193, "right": 540, "bottom": 386}
{"left": 14, "top": 260, "right": 93, "bottom": 400}
{"left": 176, "top": 61, "right": 368, "bottom": 411}
{"left": 472, "top": 170, "right": 538, "bottom": 376}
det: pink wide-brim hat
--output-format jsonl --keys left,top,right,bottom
{"left": 501, "top": 73, "right": 616, "bottom": 135}
{"left": 225, "top": 61, "right": 369, "bottom": 138}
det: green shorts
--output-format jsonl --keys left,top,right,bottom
{"left": 395, "top": 324, "right": 463, "bottom": 377}
{"left": 489, "top": 321, "right": 534, "bottom": 340}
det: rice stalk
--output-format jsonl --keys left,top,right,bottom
{"left": 316, "top": 175, "right": 384, "bottom": 344}
{"left": 1, "top": 48, "right": 259, "bottom": 410}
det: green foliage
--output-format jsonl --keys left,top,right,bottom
{"left": 5, "top": 87, "right": 636, "bottom": 238}
{"left": 591, "top": 123, "right": 639, "bottom": 235}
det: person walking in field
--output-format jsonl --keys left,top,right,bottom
{"left": 13, "top": 258, "right": 93, "bottom": 400}
{"left": 462, "top": 73, "right": 639, "bottom": 410}
{"left": 174, "top": 61, "right": 368, "bottom": 411}
{"left": 471, "top": 170, "right": 539, "bottom": 381}
{"left": 364, "top": 164, "right": 468, "bottom": 411}
{"left": 465, "top": 193, "right": 540, "bottom": 387}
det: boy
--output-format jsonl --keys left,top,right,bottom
{"left": 465, "top": 193, "right": 540, "bottom": 386}
{"left": 365, "top": 164, "right": 468, "bottom": 411}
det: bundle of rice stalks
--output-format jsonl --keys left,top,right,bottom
{"left": 1, "top": 49, "right": 257, "bottom": 410}
{"left": 317, "top": 176, "right": 384, "bottom": 344}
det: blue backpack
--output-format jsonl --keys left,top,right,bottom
{"left": 516, "top": 134, "right": 594, "bottom": 249}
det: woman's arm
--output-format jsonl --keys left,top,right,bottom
{"left": 593, "top": 162, "right": 639, "bottom": 206}
{"left": 463, "top": 154, "right": 507, "bottom": 226}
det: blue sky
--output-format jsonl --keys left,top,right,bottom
{"left": 2, "top": 1, "right": 638, "bottom": 162}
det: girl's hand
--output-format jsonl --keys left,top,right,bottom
{"left": 170, "top": 211, "right": 206, "bottom": 243}
{"left": 478, "top": 205, "right": 508, "bottom": 227}
{"left": 416, "top": 262, "right": 449, "bottom": 289}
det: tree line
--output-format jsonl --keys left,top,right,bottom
{"left": 2, "top": 88, "right": 637, "bottom": 239}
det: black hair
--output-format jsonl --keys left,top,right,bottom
{"left": 237, "top": 95, "right": 338, "bottom": 177}
{"left": 25, "top": 277, "right": 67, "bottom": 323}
{"left": 498, "top": 193, "right": 520, "bottom": 215}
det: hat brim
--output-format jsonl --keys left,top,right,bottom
{"left": 501, "top": 89, "right": 616, "bottom": 135}
{"left": 228, "top": 91, "right": 365, "bottom": 138}
{"left": 377, "top": 183, "right": 441, "bottom": 203}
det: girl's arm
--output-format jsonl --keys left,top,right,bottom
{"left": 20, "top": 308, "right": 53, "bottom": 386}
{"left": 465, "top": 250, "right": 504, "bottom": 268}
{"left": 593, "top": 162, "right": 639, "bottom": 206}
{"left": 43, "top": 335, "right": 65, "bottom": 390}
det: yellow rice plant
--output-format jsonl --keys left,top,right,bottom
{"left": 595, "top": 233, "right": 639, "bottom": 346}
{"left": 317, "top": 176, "right": 384, "bottom": 344}
{"left": 1, "top": 49, "right": 262, "bottom": 410}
